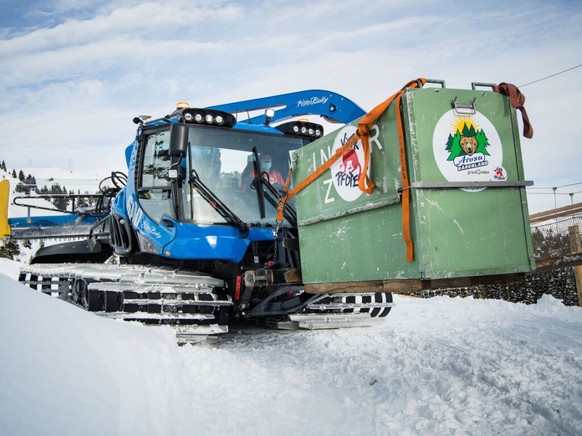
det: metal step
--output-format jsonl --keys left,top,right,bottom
{"left": 286, "top": 312, "right": 390, "bottom": 330}
{"left": 304, "top": 292, "right": 393, "bottom": 317}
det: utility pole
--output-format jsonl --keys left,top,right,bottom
{"left": 569, "top": 225, "right": 582, "bottom": 306}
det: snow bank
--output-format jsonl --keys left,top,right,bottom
{"left": 1, "top": 256, "right": 581, "bottom": 436}
{"left": 0, "top": 260, "right": 184, "bottom": 436}
{"left": 180, "top": 295, "right": 582, "bottom": 435}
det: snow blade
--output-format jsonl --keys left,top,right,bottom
{"left": 31, "top": 238, "right": 113, "bottom": 264}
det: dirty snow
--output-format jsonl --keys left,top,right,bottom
{"left": 0, "top": 258, "right": 581, "bottom": 435}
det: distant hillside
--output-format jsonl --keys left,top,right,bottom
{"left": 1, "top": 169, "right": 59, "bottom": 218}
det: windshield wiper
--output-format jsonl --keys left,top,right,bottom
{"left": 249, "top": 147, "right": 297, "bottom": 226}
{"left": 260, "top": 177, "right": 297, "bottom": 227}
{"left": 250, "top": 147, "right": 266, "bottom": 220}
{"left": 189, "top": 170, "right": 249, "bottom": 237}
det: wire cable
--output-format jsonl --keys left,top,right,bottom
{"left": 519, "top": 63, "right": 582, "bottom": 87}
{"left": 527, "top": 182, "right": 582, "bottom": 190}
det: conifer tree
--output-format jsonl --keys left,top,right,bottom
{"left": 0, "top": 240, "right": 20, "bottom": 259}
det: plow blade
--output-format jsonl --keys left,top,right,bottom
{"left": 31, "top": 238, "right": 113, "bottom": 264}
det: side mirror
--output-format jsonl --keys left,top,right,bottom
{"left": 169, "top": 123, "right": 188, "bottom": 157}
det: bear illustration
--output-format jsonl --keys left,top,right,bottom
{"left": 459, "top": 136, "right": 478, "bottom": 156}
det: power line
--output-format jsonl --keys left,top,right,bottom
{"left": 519, "top": 63, "right": 582, "bottom": 88}
{"left": 557, "top": 182, "right": 582, "bottom": 189}
{"left": 527, "top": 182, "right": 582, "bottom": 190}
{"left": 527, "top": 192, "right": 577, "bottom": 196}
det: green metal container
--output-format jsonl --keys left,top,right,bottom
{"left": 293, "top": 84, "right": 535, "bottom": 292}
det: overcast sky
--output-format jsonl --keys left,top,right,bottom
{"left": 0, "top": 0, "right": 581, "bottom": 212}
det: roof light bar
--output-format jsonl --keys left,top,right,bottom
{"left": 276, "top": 120, "right": 324, "bottom": 140}
{"left": 180, "top": 108, "right": 236, "bottom": 128}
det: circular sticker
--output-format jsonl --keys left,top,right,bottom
{"left": 330, "top": 126, "right": 368, "bottom": 202}
{"left": 433, "top": 110, "right": 505, "bottom": 191}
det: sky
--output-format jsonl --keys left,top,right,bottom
{"left": 0, "top": 0, "right": 581, "bottom": 213}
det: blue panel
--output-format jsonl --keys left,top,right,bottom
{"left": 110, "top": 188, "right": 128, "bottom": 219}
{"left": 209, "top": 89, "right": 365, "bottom": 125}
{"left": 124, "top": 192, "right": 176, "bottom": 254}
{"left": 8, "top": 214, "right": 100, "bottom": 228}
{"left": 163, "top": 223, "right": 276, "bottom": 263}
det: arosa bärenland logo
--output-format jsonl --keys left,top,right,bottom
{"left": 433, "top": 110, "right": 506, "bottom": 189}
{"left": 330, "top": 125, "right": 367, "bottom": 201}
{"left": 446, "top": 120, "right": 489, "bottom": 170}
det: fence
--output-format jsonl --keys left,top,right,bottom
{"left": 409, "top": 203, "right": 582, "bottom": 305}
{"left": 530, "top": 203, "right": 582, "bottom": 270}
{"left": 530, "top": 203, "right": 582, "bottom": 305}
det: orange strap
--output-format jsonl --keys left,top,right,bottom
{"left": 278, "top": 78, "right": 427, "bottom": 261}
{"left": 395, "top": 90, "right": 414, "bottom": 261}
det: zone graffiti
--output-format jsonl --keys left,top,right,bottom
{"left": 311, "top": 124, "right": 382, "bottom": 204}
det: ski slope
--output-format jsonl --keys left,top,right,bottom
{"left": 0, "top": 258, "right": 580, "bottom": 435}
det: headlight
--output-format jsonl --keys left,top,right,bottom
{"left": 275, "top": 121, "right": 325, "bottom": 140}
{"left": 179, "top": 108, "right": 237, "bottom": 127}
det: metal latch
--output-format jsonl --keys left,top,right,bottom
{"left": 452, "top": 97, "right": 477, "bottom": 115}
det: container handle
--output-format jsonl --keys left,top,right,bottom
{"left": 451, "top": 97, "right": 477, "bottom": 115}
{"left": 424, "top": 79, "right": 446, "bottom": 88}
{"left": 471, "top": 82, "right": 497, "bottom": 90}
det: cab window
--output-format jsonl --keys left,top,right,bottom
{"left": 139, "top": 130, "right": 174, "bottom": 222}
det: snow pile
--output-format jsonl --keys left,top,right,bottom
{"left": 0, "top": 259, "right": 184, "bottom": 436}
{"left": 1, "top": 257, "right": 581, "bottom": 435}
{"left": 179, "top": 296, "right": 582, "bottom": 435}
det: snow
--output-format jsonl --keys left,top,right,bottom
{"left": 0, "top": 259, "right": 184, "bottom": 436}
{"left": 1, "top": 170, "right": 61, "bottom": 219}
{"left": 1, "top": 257, "right": 581, "bottom": 435}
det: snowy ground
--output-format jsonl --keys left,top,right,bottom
{"left": 0, "top": 257, "right": 581, "bottom": 436}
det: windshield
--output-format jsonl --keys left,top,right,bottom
{"left": 183, "top": 125, "right": 305, "bottom": 226}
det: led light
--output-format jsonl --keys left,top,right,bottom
{"left": 293, "top": 125, "right": 300, "bottom": 133}
{"left": 194, "top": 113, "right": 203, "bottom": 123}
{"left": 308, "top": 128, "right": 314, "bottom": 135}
{"left": 315, "top": 129, "right": 322, "bottom": 136}
{"left": 264, "top": 108, "right": 275, "bottom": 126}
{"left": 215, "top": 115, "right": 224, "bottom": 125}
{"left": 184, "top": 112, "right": 193, "bottom": 122}
{"left": 205, "top": 114, "right": 214, "bottom": 124}
{"left": 300, "top": 126, "right": 307, "bottom": 134}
